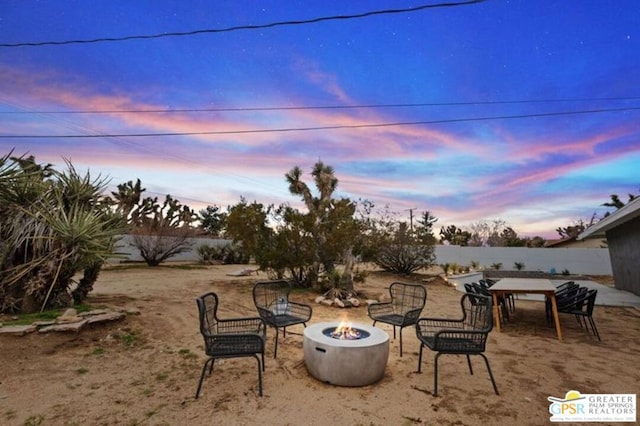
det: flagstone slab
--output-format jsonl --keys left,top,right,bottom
{"left": 39, "top": 320, "right": 88, "bottom": 333}
{"left": 0, "top": 325, "right": 38, "bottom": 335}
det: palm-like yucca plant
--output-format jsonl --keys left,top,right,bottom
{"left": 0, "top": 154, "right": 125, "bottom": 313}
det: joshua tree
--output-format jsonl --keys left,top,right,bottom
{"left": 285, "top": 162, "right": 359, "bottom": 291}
{"left": 0, "top": 152, "right": 124, "bottom": 313}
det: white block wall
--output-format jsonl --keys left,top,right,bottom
{"left": 111, "top": 236, "right": 613, "bottom": 276}
{"left": 434, "top": 246, "right": 612, "bottom": 275}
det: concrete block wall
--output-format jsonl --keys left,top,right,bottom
{"left": 111, "top": 236, "right": 613, "bottom": 276}
{"left": 434, "top": 246, "right": 612, "bottom": 275}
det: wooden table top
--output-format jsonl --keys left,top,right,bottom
{"left": 489, "top": 278, "right": 556, "bottom": 292}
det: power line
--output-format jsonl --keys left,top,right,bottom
{"left": 2, "top": 96, "right": 639, "bottom": 115}
{"left": 0, "top": 1, "right": 486, "bottom": 48}
{"left": 2, "top": 105, "right": 639, "bottom": 139}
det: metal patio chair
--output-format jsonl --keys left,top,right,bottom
{"left": 368, "top": 282, "right": 427, "bottom": 357}
{"left": 252, "top": 280, "right": 312, "bottom": 358}
{"left": 416, "top": 293, "right": 499, "bottom": 396}
{"left": 195, "top": 292, "right": 266, "bottom": 398}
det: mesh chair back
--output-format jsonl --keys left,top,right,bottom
{"left": 462, "top": 293, "right": 493, "bottom": 333}
{"left": 389, "top": 282, "right": 426, "bottom": 315}
{"left": 584, "top": 289, "right": 598, "bottom": 315}
{"left": 197, "top": 292, "right": 219, "bottom": 335}
{"left": 253, "top": 280, "right": 290, "bottom": 312}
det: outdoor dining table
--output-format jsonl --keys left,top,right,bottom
{"left": 489, "top": 278, "right": 563, "bottom": 340}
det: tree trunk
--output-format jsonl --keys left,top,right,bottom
{"left": 72, "top": 262, "right": 103, "bottom": 304}
{"left": 340, "top": 248, "right": 354, "bottom": 292}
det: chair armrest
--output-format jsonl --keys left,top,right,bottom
{"left": 288, "top": 301, "right": 313, "bottom": 320}
{"left": 402, "top": 307, "right": 424, "bottom": 325}
{"left": 416, "top": 318, "right": 465, "bottom": 337}
{"left": 432, "top": 329, "right": 489, "bottom": 351}
{"left": 203, "top": 333, "right": 265, "bottom": 355}
{"left": 417, "top": 317, "right": 465, "bottom": 329}
{"left": 368, "top": 302, "right": 393, "bottom": 317}
{"left": 256, "top": 306, "right": 278, "bottom": 325}
{"left": 217, "top": 317, "right": 266, "bottom": 335}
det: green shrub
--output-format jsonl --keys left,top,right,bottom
{"left": 197, "top": 243, "right": 250, "bottom": 264}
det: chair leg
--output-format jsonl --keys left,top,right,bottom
{"left": 417, "top": 344, "right": 424, "bottom": 373}
{"left": 587, "top": 317, "right": 601, "bottom": 341}
{"left": 466, "top": 354, "right": 474, "bottom": 375}
{"left": 433, "top": 353, "right": 442, "bottom": 397}
{"left": 273, "top": 328, "right": 280, "bottom": 358}
{"left": 393, "top": 325, "right": 397, "bottom": 339}
{"left": 195, "top": 357, "right": 215, "bottom": 399}
{"left": 479, "top": 353, "right": 499, "bottom": 395}
{"left": 399, "top": 328, "right": 403, "bottom": 357}
{"left": 254, "top": 354, "right": 263, "bottom": 396}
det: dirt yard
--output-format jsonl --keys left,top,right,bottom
{"left": 1, "top": 264, "right": 638, "bottom": 425}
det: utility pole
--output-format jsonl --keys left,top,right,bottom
{"left": 405, "top": 208, "right": 418, "bottom": 233}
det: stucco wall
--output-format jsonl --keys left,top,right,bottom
{"left": 434, "top": 246, "right": 612, "bottom": 275}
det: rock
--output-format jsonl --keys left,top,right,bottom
{"left": 32, "top": 320, "right": 56, "bottom": 327}
{"left": 320, "top": 299, "right": 334, "bottom": 307}
{"left": 60, "top": 308, "right": 78, "bottom": 317}
{"left": 0, "top": 325, "right": 37, "bottom": 335}
{"left": 79, "top": 309, "right": 108, "bottom": 317}
{"left": 348, "top": 298, "right": 361, "bottom": 307}
{"left": 85, "top": 312, "right": 125, "bottom": 324}
{"left": 366, "top": 299, "right": 379, "bottom": 306}
{"left": 314, "top": 296, "right": 325, "bottom": 304}
{"left": 56, "top": 315, "right": 83, "bottom": 324}
{"left": 39, "top": 320, "right": 88, "bottom": 333}
{"left": 334, "top": 298, "right": 345, "bottom": 308}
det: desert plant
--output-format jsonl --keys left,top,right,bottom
{"left": 514, "top": 261, "right": 525, "bottom": 270}
{"left": 490, "top": 262, "right": 503, "bottom": 270}
{"left": 441, "top": 263, "right": 452, "bottom": 275}
{"left": 469, "top": 260, "right": 480, "bottom": 270}
{"left": 561, "top": 268, "right": 570, "bottom": 275}
{"left": 0, "top": 153, "right": 125, "bottom": 314}
{"left": 197, "top": 244, "right": 220, "bottom": 264}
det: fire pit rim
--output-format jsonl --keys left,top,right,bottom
{"left": 322, "top": 325, "right": 371, "bottom": 340}
{"left": 303, "top": 321, "right": 388, "bottom": 348}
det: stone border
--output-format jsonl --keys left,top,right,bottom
{"left": 0, "top": 307, "right": 138, "bottom": 336}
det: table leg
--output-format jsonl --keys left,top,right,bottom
{"left": 492, "top": 292, "right": 501, "bottom": 332}
{"left": 549, "top": 293, "right": 563, "bottom": 340}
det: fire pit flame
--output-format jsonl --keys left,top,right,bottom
{"left": 324, "top": 321, "right": 370, "bottom": 340}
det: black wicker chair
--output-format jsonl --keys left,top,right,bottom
{"left": 470, "top": 282, "right": 510, "bottom": 323}
{"left": 252, "top": 280, "right": 312, "bottom": 358}
{"left": 195, "top": 292, "right": 266, "bottom": 398}
{"left": 558, "top": 288, "right": 601, "bottom": 341}
{"left": 416, "top": 293, "right": 499, "bottom": 396}
{"left": 368, "top": 282, "right": 427, "bottom": 357}
{"left": 545, "top": 282, "right": 581, "bottom": 325}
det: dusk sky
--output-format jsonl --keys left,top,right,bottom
{"left": 1, "top": 1, "right": 639, "bottom": 238}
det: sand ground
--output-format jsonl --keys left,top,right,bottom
{"left": 1, "top": 263, "right": 638, "bottom": 425}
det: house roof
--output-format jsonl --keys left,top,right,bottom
{"left": 578, "top": 196, "right": 640, "bottom": 239}
{"left": 544, "top": 236, "right": 575, "bottom": 247}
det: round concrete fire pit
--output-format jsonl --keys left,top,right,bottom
{"left": 303, "top": 322, "right": 389, "bottom": 387}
